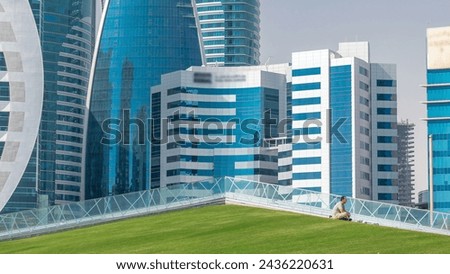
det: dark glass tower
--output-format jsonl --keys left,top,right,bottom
{"left": 85, "top": 0, "right": 203, "bottom": 199}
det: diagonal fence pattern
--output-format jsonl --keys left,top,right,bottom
{"left": 0, "top": 177, "right": 449, "bottom": 240}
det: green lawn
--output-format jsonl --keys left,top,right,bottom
{"left": 0, "top": 205, "right": 449, "bottom": 254}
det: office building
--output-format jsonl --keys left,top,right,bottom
{"left": 370, "top": 63, "right": 399, "bottom": 203}
{"left": 151, "top": 66, "right": 287, "bottom": 187}
{"left": 195, "top": 0, "right": 261, "bottom": 66}
{"left": 397, "top": 120, "right": 415, "bottom": 207}
{"left": 0, "top": 0, "right": 43, "bottom": 212}
{"left": 425, "top": 26, "right": 450, "bottom": 212}
{"left": 291, "top": 42, "right": 398, "bottom": 201}
{"left": 1, "top": 0, "right": 97, "bottom": 212}
{"left": 85, "top": 0, "right": 203, "bottom": 198}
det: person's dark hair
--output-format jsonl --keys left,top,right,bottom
{"left": 340, "top": 196, "right": 346, "bottom": 201}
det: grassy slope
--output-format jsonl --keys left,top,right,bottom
{"left": 0, "top": 205, "right": 449, "bottom": 254}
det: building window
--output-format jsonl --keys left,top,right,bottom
{"left": 378, "top": 165, "right": 398, "bottom": 172}
{"left": 293, "top": 157, "right": 321, "bottom": 165}
{"left": 360, "top": 111, "right": 370, "bottom": 121}
{"left": 293, "top": 172, "right": 321, "bottom": 180}
{"left": 377, "top": 93, "right": 397, "bottom": 101}
{"left": 377, "top": 108, "right": 397, "bottom": 115}
{"left": 378, "top": 179, "right": 398, "bottom": 186}
{"left": 292, "top": 67, "right": 321, "bottom": 77}
{"left": 359, "top": 66, "right": 369, "bottom": 77}
{"left": 359, "top": 96, "right": 369, "bottom": 106}
{"left": 377, "top": 80, "right": 397, "bottom": 87}
{"left": 0, "top": 52, "right": 7, "bottom": 71}
{"left": 360, "top": 156, "right": 370, "bottom": 166}
{"left": 0, "top": 112, "right": 10, "bottom": 131}
{"left": 292, "top": 82, "right": 321, "bottom": 91}
{"left": 360, "top": 171, "right": 370, "bottom": 180}
{"left": 292, "top": 97, "right": 321, "bottom": 106}
{"left": 378, "top": 150, "right": 398, "bottom": 157}
{"left": 0, "top": 82, "right": 10, "bottom": 101}
{"left": 359, "top": 81, "right": 369, "bottom": 92}
{"left": 377, "top": 122, "right": 397, "bottom": 129}
{"left": 0, "top": 141, "right": 5, "bottom": 157}
{"left": 377, "top": 136, "right": 397, "bottom": 143}
{"left": 378, "top": 193, "right": 398, "bottom": 200}
{"left": 360, "top": 141, "right": 370, "bottom": 151}
{"left": 360, "top": 126, "right": 370, "bottom": 136}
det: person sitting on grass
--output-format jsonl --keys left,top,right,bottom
{"left": 331, "top": 196, "right": 352, "bottom": 221}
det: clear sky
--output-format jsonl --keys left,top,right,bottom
{"left": 259, "top": 0, "right": 450, "bottom": 199}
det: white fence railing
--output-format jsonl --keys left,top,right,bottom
{"left": 0, "top": 177, "right": 449, "bottom": 240}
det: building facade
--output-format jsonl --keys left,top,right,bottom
{"left": 85, "top": 0, "right": 203, "bottom": 198}
{"left": 290, "top": 42, "right": 398, "bottom": 201}
{"left": 151, "top": 66, "right": 287, "bottom": 187}
{"left": 370, "top": 63, "right": 399, "bottom": 203}
{"left": 195, "top": 0, "right": 261, "bottom": 66}
{"left": 425, "top": 26, "right": 450, "bottom": 212}
{"left": 0, "top": 0, "right": 44, "bottom": 212}
{"left": 397, "top": 120, "right": 415, "bottom": 207}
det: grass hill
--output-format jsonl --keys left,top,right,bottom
{"left": 0, "top": 205, "right": 449, "bottom": 254}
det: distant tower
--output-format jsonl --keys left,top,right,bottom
{"left": 397, "top": 121, "right": 415, "bottom": 207}
{"left": 195, "top": 0, "right": 261, "bottom": 66}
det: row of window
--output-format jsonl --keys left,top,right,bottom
{"left": 0, "top": 112, "right": 9, "bottom": 131}
{"left": 0, "top": 82, "right": 10, "bottom": 101}
{"left": 293, "top": 172, "right": 321, "bottom": 180}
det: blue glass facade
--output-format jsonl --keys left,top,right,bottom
{"left": 330, "top": 65, "right": 353, "bottom": 197}
{"left": 2, "top": 0, "right": 95, "bottom": 212}
{"left": 38, "top": 0, "right": 96, "bottom": 204}
{"left": 156, "top": 82, "right": 280, "bottom": 183}
{"left": 427, "top": 69, "right": 450, "bottom": 212}
{"left": 196, "top": 0, "right": 260, "bottom": 66}
{"left": 86, "top": 0, "right": 202, "bottom": 198}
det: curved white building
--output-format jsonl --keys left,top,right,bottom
{"left": 0, "top": 0, "right": 43, "bottom": 211}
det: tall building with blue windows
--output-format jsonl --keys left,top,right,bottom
{"left": 0, "top": 0, "right": 44, "bottom": 212}
{"left": 290, "top": 42, "right": 398, "bottom": 201}
{"left": 425, "top": 26, "right": 450, "bottom": 213}
{"left": 152, "top": 66, "right": 287, "bottom": 187}
{"left": 34, "top": 0, "right": 96, "bottom": 206}
{"left": 370, "top": 63, "right": 399, "bottom": 203}
{"left": 85, "top": 0, "right": 203, "bottom": 199}
{"left": 195, "top": 0, "right": 260, "bottom": 66}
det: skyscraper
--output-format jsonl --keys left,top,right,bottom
{"left": 290, "top": 42, "right": 398, "bottom": 201}
{"left": 0, "top": 0, "right": 43, "bottom": 212}
{"left": 425, "top": 26, "right": 450, "bottom": 213}
{"left": 370, "top": 63, "right": 399, "bottom": 203}
{"left": 85, "top": 0, "right": 203, "bottom": 198}
{"left": 397, "top": 120, "right": 415, "bottom": 207}
{"left": 36, "top": 0, "right": 96, "bottom": 206}
{"left": 195, "top": 0, "right": 261, "bottom": 66}
{"left": 1, "top": 0, "right": 97, "bottom": 212}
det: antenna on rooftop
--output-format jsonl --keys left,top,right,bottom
{"left": 264, "top": 56, "right": 272, "bottom": 70}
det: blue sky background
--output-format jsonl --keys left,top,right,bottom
{"left": 259, "top": 0, "right": 450, "bottom": 198}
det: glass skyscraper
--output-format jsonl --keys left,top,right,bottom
{"left": 195, "top": 0, "right": 261, "bottom": 66}
{"left": 2, "top": 0, "right": 96, "bottom": 212}
{"left": 85, "top": 0, "right": 203, "bottom": 199}
{"left": 0, "top": 0, "right": 44, "bottom": 213}
{"left": 426, "top": 26, "right": 450, "bottom": 212}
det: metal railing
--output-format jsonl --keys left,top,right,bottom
{"left": 0, "top": 177, "right": 449, "bottom": 240}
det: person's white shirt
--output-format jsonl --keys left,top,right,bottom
{"left": 332, "top": 201, "right": 344, "bottom": 216}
